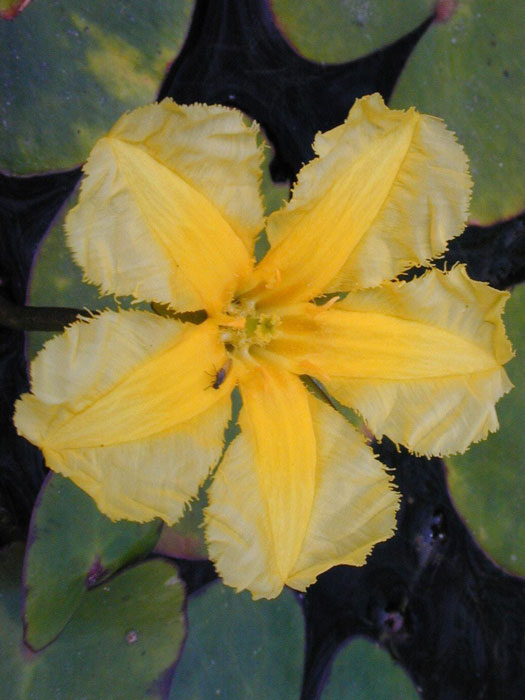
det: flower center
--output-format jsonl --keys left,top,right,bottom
{"left": 216, "top": 298, "right": 281, "bottom": 362}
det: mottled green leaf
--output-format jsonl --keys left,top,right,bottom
{"left": 154, "top": 493, "right": 209, "bottom": 561}
{"left": 390, "top": 0, "right": 525, "bottom": 225}
{"left": 260, "top": 142, "right": 289, "bottom": 217}
{"left": 0, "top": 0, "right": 193, "bottom": 173}
{"left": 270, "top": 0, "right": 434, "bottom": 63}
{"left": 169, "top": 581, "right": 304, "bottom": 699}
{"left": 23, "top": 473, "right": 161, "bottom": 650}
{"left": 322, "top": 637, "right": 420, "bottom": 699}
{"left": 447, "top": 283, "right": 525, "bottom": 575}
{"left": 1, "top": 548, "right": 186, "bottom": 700}
{"left": 27, "top": 192, "right": 119, "bottom": 358}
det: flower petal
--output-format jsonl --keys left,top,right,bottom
{"left": 250, "top": 93, "right": 471, "bottom": 305}
{"left": 267, "top": 266, "right": 512, "bottom": 456}
{"left": 286, "top": 397, "right": 399, "bottom": 591}
{"left": 67, "top": 100, "right": 262, "bottom": 312}
{"left": 14, "top": 311, "right": 235, "bottom": 523}
{"left": 206, "top": 364, "right": 316, "bottom": 598}
{"left": 205, "top": 368, "right": 398, "bottom": 599}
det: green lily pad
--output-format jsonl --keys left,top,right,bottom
{"left": 154, "top": 493, "right": 209, "bottom": 561}
{"left": 447, "top": 283, "right": 525, "bottom": 575}
{"left": 390, "top": 0, "right": 525, "bottom": 225}
{"left": 0, "top": 0, "right": 193, "bottom": 174}
{"left": 169, "top": 581, "right": 305, "bottom": 698}
{"left": 260, "top": 141, "right": 290, "bottom": 217}
{"left": 23, "top": 473, "right": 161, "bottom": 650}
{"left": 322, "top": 637, "right": 420, "bottom": 699}
{"left": 270, "top": 0, "right": 434, "bottom": 64}
{"left": 27, "top": 193, "right": 118, "bottom": 359}
{"left": 1, "top": 546, "right": 186, "bottom": 700}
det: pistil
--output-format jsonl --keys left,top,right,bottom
{"left": 216, "top": 300, "right": 282, "bottom": 361}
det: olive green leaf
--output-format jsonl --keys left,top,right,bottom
{"left": 447, "top": 283, "right": 525, "bottom": 575}
{"left": 322, "top": 637, "right": 420, "bottom": 699}
{"left": 391, "top": 0, "right": 525, "bottom": 225}
{"left": 169, "top": 581, "right": 305, "bottom": 698}
{"left": 270, "top": 0, "right": 434, "bottom": 63}
{"left": 23, "top": 474, "right": 161, "bottom": 650}
{"left": 0, "top": 0, "right": 193, "bottom": 173}
{"left": 1, "top": 545, "right": 186, "bottom": 700}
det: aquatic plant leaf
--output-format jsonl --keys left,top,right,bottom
{"left": 0, "top": 0, "right": 193, "bottom": 174}
{"left": 23, "top": 473, "right": 161, "bottom": 650}
{"left": 27, "top": 194, "right": 120, "bottom": 359}
{"left": 169, "top": 580, "right": 304, "bottom": 698}
{"left": 154, "top": 492, "right": 209, "bottom": 561}
{"left": 270, "top": 0, "right": 434, "bottom": 63}
{"left": 322, "top": 637, "right": 420, "bottom": 699}
{"left": 447, "top": 283, "right": 525, "bottom": 575}
{"left": 391, "top": 0, "right": 525, "bottom": 225}
{"left": 0, "top": 547, "right": 185, "bottom": 700}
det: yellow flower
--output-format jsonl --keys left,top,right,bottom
{"left": 14, "top": 94, "right": 513, "bottom": 599}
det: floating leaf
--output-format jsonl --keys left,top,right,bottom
{"left": 270, "top": 0, "right": 434, "bottom": 64}
{"left": 27, "top": 194, "right": 121, "bottom": 358}
{"left": 322, "top": 637, "right": 420, "bottom": 699}
{"left": 447, "top": 283, "right": 525, "bottom": 575}
{"left": 169, "top": 581, "right": 304, "bottom": 698}
{"left": 0, "top": 0, "right": 193, "bottom": 174}
{"left": 23, "top": 473, "right": 161, "bottom": 650}
{"left": 260, "top": 140, "right": 289, "bottom": 217}
{"left": 154, "top": 492, "right": 209, "bottom": 561}
{"left": 0, "top": 547, "right": 186, "bottom": 700}
{"left": 390, "top": 0, "right": 525, "bottom": 225}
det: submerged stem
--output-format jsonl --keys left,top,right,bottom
{"left": 0, "top": 294, "right": 89, "bottom": 331}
